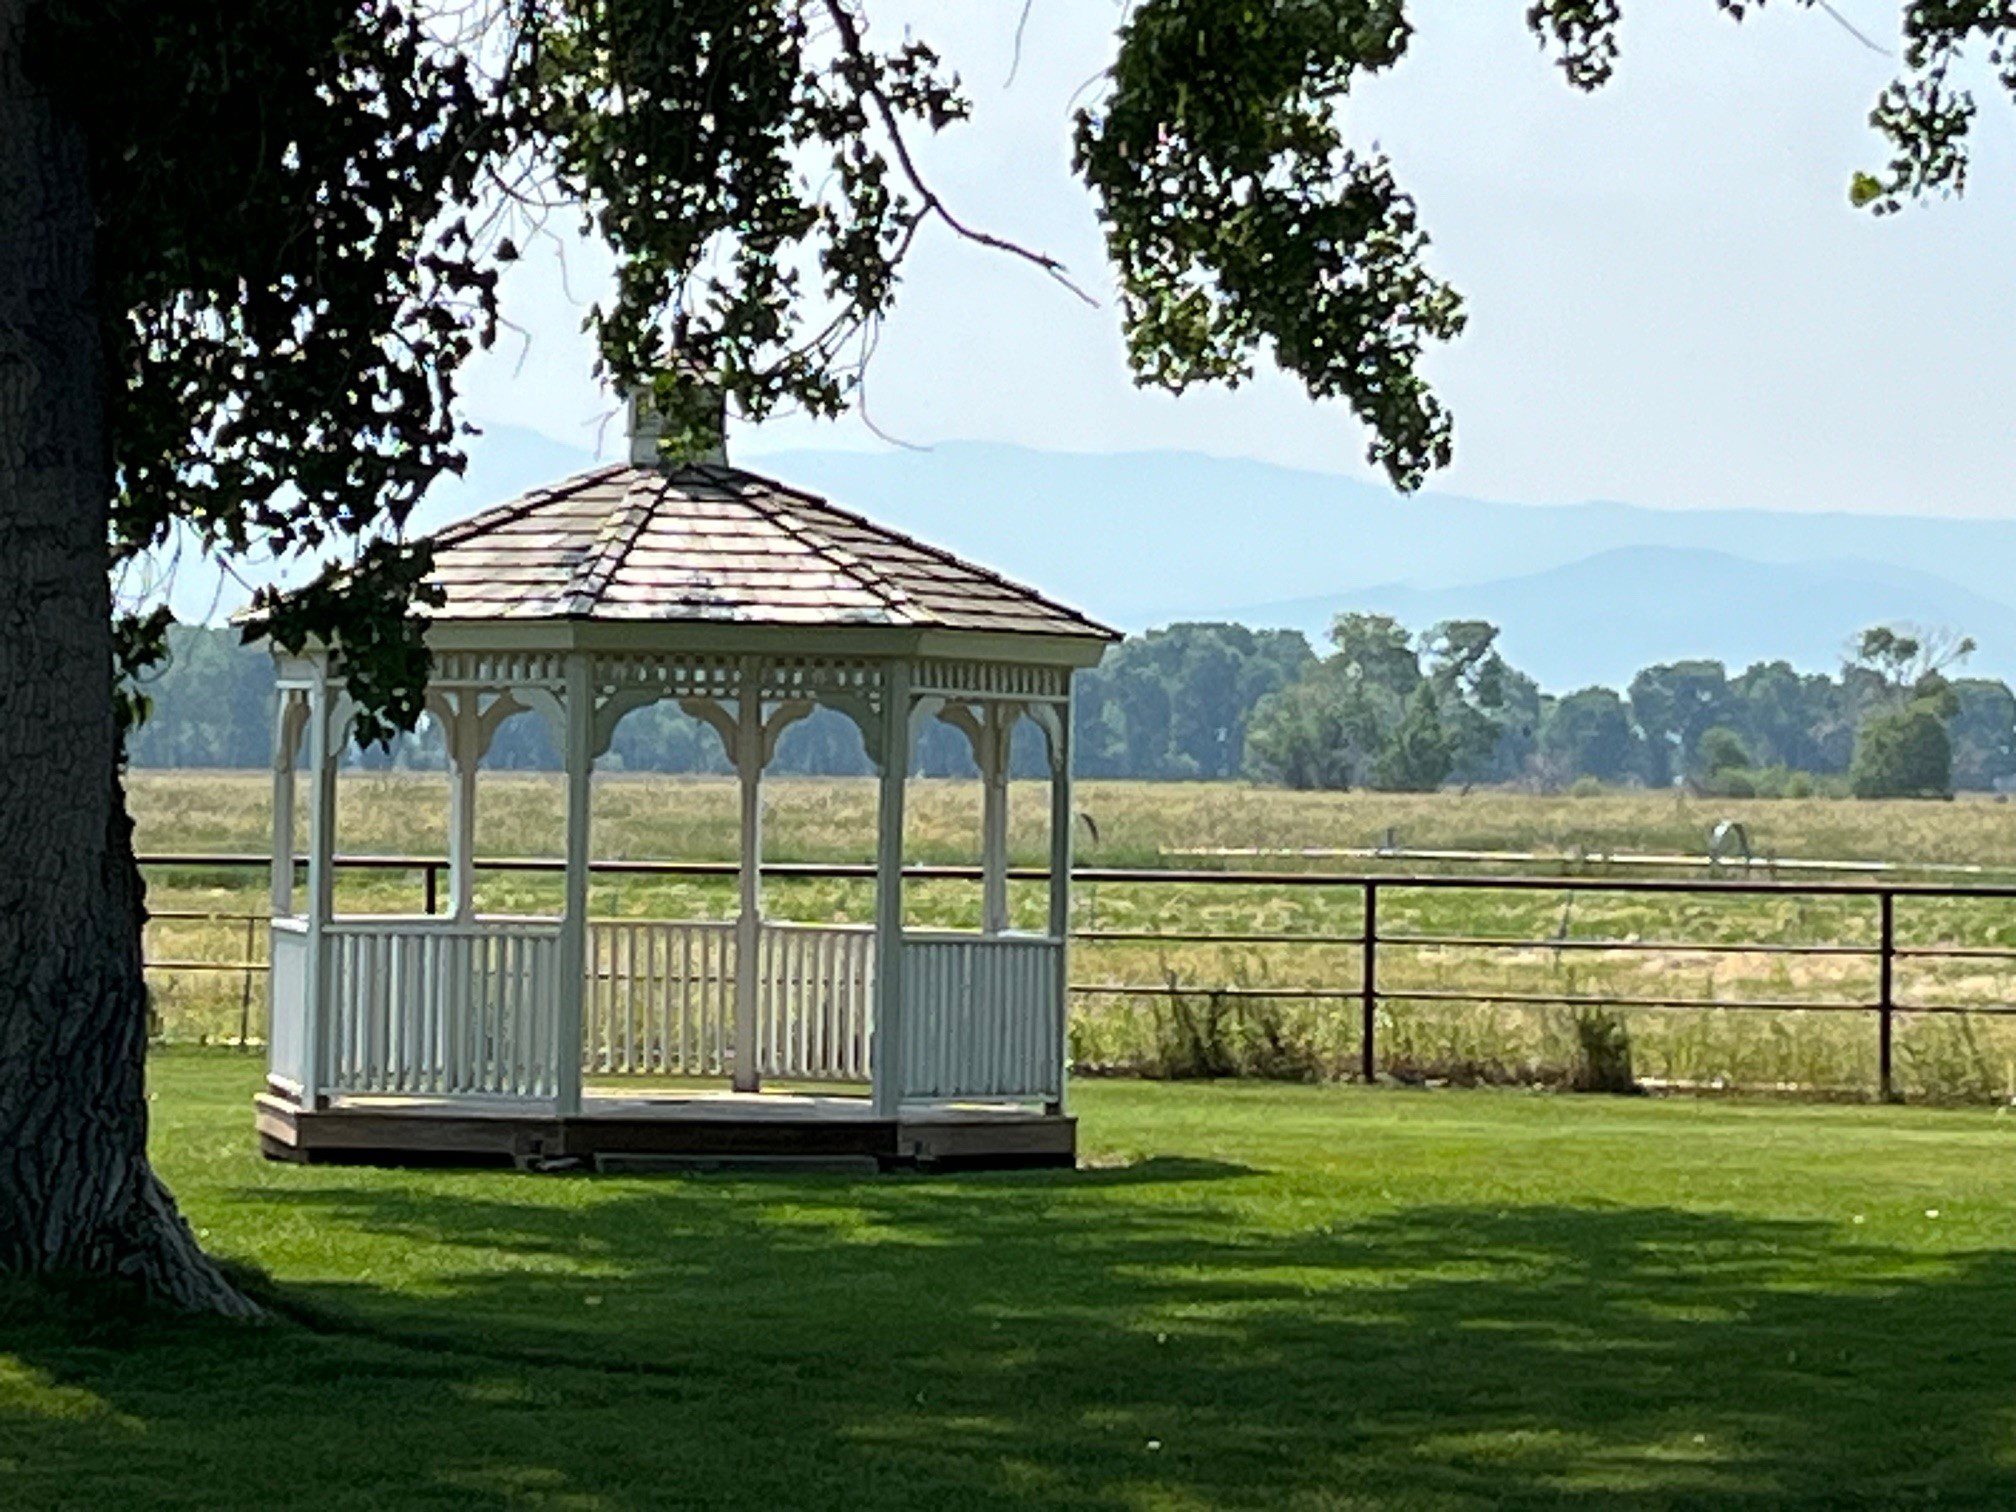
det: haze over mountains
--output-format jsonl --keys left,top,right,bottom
{"left": 346, "top": 426, "right": 2016, "bottom": 692}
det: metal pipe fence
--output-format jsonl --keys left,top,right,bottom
{"left": 141, "top": 853, "right": 2016, "bottom": 1100}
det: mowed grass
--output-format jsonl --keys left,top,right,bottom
{"left": 4, "top": 1050, "right": 2015, "bottom": 1509}
{"left": 130, "top": 772, "right": 2016, "bottom": 1100}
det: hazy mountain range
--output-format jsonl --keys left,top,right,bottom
{"left": 302, "top": 426, "right": 2016, "bottom": 692}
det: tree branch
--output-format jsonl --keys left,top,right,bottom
{"left": 819, "top": 0, "right": 1099, "bottom": 307}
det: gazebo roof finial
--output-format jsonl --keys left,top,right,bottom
{"left": 628, "top": 324, "right": 727, "bottom": 469}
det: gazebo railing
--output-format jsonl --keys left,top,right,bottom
{"left": 584, "top": 918, "right": 737, "bottom": 1078}
{"left": 898, "top": 932, "right": 1064, "bottom": 1102}
{"left": 583, "top": 919, "right": 876, "bottom": 1084}
{"left": 323, "top": 915, "right": 564, "bottom": 1100}
{"left": 755, "top": 922, "right": 876, "bottom": 1083}
{"left": 275, "top": 913, "right": 1061, "bottom": 1104}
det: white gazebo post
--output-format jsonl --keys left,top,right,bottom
{"left": 1045, "top": 692, "right": 1074, "bottom": 1111}
{"left": 938, "top": 699, "right": 1016, "bottom": 937}
{"left": 678, "top": 662, "right": 812, "bottom": 1095}
{"left": 732, "top": 664, "right": 765, "bottom": 1092}
{"left": 555, "top": 653, "right": 594, "bottom": 1116}
{"left": 871, "top": 661, "right": 912, "bottom": 1116}
{"left": 299, "top": 663, "right": 341, "bottom": 1109}
{"left": 441, "top": 692, "right": 481, "bottom": 921}
{"left": 980, "top": 703, "right": 1018, "bottom": 937}
{"left": 270, "top": 691, "right": 306, "bottom": 918}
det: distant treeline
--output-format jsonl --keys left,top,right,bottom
{"left": 129, "top": 618, "right": 2012, "bottom": 797}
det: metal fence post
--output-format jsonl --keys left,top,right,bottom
{"left": 424, "top": 861, "right": 440, "bottom": 916}
{"left": 1360, "top": 881, "right": 1378, "bottom": 1083}
{"left": 1878, "top": 889, "right": 1896, "bottom": 1102}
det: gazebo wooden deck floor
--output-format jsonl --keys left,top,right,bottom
{"left": 255, "top": 1088, "right": 1076, "bottom": 1171}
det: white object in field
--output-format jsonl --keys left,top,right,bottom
{"left": 1708, "top": 820, "right": 1754, "bottom": 870}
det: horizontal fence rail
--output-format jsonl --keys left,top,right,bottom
{"left": 142, "top": 853, "right": 2016, "bottom": 1101}
{"left": 137, "top": 848, "right": 2016, "bottom": 896}
{"left": 1157, "top": 843, "right": 2016, "bottom": 881}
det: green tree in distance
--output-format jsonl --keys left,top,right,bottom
{"left": 1845, "top": 626, "right": 1973, "bottom": 799}
{"left": 1328, "top": 613, "right": 1424, "bottom": 702}
{"left": 1628, "top": 661, "right": 1734, "bottom": 787}
{"left": 1537, "top": 687, "right": 1640, "bottom": 785}
{"left": 1374, "top": 684, "right": 1453, "bottom": 792}
{"left": 1849, "top": 626, "right": 1974, "bottom": 711}
{"left": 1729, "top": 660, "right": 1849, "bottom": 773}
{"left": 1852, "top": 706, "right": 1954, "bottom": 799}
{"left": 1247, "top": 613, "right": 1419, "bottom": 790}
{"left": 1948, "top": 679, "right": 2016, "bottom": 791}
{"left": 1422, "top": 619, "right": 1538, "bottom": 784}
{"left": 1697, "top": 726, "right": 1753, "bottom": 783}
{"left": 1078, "top": 624, "right": 1313, "bottom": 780}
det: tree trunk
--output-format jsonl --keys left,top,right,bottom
{"left": 0, "top": 0, "right": 257, "bottom": 1316}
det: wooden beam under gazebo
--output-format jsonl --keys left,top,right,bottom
{"left": 251, "top": 414, "right": 1114, "bottom": 1170}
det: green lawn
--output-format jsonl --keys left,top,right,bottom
{"left": 5, "top": 1052, "right": 2015, "bottom": 1509}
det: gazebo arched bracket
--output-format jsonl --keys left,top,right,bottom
{"left": 424, "top": 687, "right": 531, "bottom": 759}
{"left": 674, "top": 693, "right": 817, "bottom": 770}
{"left": 274, "top": 686, "right": 312, "bottom": 772}
{"left": 589, "top": 685, "right": 664, "bottom": 758}
{"left": 1025, "top": 702, "right": 1067, "bottom": 780}
{"left": 935, "top": 698, "right": 1031, "bottom": 779}
{"left": 821, "top": 691, "right": 885, "bottom": 771}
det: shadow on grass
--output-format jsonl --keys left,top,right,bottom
{"left": 5, "top": 1176, "right": 2015, "bottom": 1509}
{"left": 810, "top": 1154, "right": 1263, "bottom": 1187}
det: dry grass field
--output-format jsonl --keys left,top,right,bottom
{"left": 130, "top": 766, "right": 2016, "bottom": 870}
{"left": 129, "top": 771, "right": 2016, "bottom": 1102}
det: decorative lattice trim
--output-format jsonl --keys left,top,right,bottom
{"left": 912, "top": 658, "right": 1068, "bottom": 702}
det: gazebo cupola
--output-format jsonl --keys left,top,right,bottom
{"left": 255, "top": 416, "right": 1115, "bottom": 1169}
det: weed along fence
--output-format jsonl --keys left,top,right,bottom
{"left": 139, "top": 853, "right": 2016, "bottom": 1103}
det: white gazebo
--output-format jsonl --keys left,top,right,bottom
{"left": 254, "top": 428, "right": 1113, "bottom": 1169}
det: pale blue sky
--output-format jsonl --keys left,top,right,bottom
{"left": 458, "top": 1, "right": 2016, "bottom": 520}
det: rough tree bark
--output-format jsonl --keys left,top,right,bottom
{"left": 0, "top": 0, "right": 258, "bottom": 1315}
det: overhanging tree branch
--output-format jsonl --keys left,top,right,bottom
{"left": 819, "top": 0, "right": 1098, "bottom": 307}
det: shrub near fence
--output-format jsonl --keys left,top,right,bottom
{"left": 139, "top": 854, "right": 2016, "bottom": 1104}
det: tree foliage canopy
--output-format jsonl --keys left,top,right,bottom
{"left": 1074, "top": 0, "right": 1462, "bottom": 488}
{"left": 14, "top": 0, "right": 1411, "bottom": 735}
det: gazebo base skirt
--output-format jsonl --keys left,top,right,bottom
{"left": 254, "top": 1090, "right": 1074, "bottom": 1172}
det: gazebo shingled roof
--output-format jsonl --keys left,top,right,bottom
{"left": 417, "top": 461, "right": 1116, "bottom": 639}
